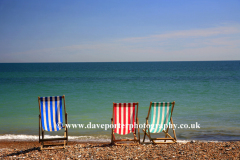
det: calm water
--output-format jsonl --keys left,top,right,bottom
{"left": 0, "top": 61, "right": 239, "bottom": 141}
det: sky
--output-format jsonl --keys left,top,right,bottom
{"left": 0, "top": 0, "right": 240, "bottom": 62}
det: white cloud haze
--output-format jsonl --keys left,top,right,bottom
{"left": 4, "top": 25, "right": 239, "bottom": 62}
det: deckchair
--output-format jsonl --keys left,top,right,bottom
{"left": 143, "top": 101, "right": 177, "bottom": 144}
{"left": 38, "top": 95, "right": 68, "bottom": 150}
{"left": 111, "top": 102, "right": 140, "bottom": 145}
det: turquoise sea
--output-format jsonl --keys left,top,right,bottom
{"left": 0, "top": 61, "right": 239, "bottom": 141}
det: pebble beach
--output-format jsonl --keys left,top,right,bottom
{"left": 0, "top": 141, "right": 239, "bottom": 159}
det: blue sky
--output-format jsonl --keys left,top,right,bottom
{"left": 0, "top": 0, "right": 240, "bottom": 62}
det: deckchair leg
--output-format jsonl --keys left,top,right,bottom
{"left": 111, "top": 134, "right": 113, "bottom": 144}
{"left": 137, "top": 119, "right": 140, "bottom": 143}
{"left": 133, "top": 133, "right": 137, "bottom": 140}
{"left": 142, "top": 129, "right": 151, "bottom": 141}
{"left": 64, "top": 132, "right": 66, "bottom": 148}
{"left": 111, "top": 118, "right": 114, "bottom": 144}
{"left": 112, "top": 133, "right": 116, "bottom": 145}
{"left": 170, "top": 118, "right": 177, "bottom": 141}
{"left": 142, "top": 129, "right": 146, "bottom": 142}
{"left": 42, "top": 130, "right": 44, "bottom": 139}
{"left": 143, "top": 119, "right": 148, "bottom": 143}
{"left": 143, "top": 133, "right": 146, "bottom": 142}
{"left": 164, "top": 126, "right": 170, "bottom": 142}
{"left": 142, "top": 129, "right": 151, "bottom": 143}
{"left": 40, "top": 142, "right": 43, "bottom": 150}
{"left": 41, "top": 130, "right": 44, "bottom": 150}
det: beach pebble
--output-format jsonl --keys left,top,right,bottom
{"left": 0, "top": 141, "right": 240, "bottom": 159}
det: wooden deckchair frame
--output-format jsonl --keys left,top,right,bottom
{"left": 111, "top": 102, "right": 140, "bottom": 145}
{"left": 143, "top": 101, "right": 177, "bottom": 144}
{"left": 38, "top": 95, "right": 68, "bottom": 150}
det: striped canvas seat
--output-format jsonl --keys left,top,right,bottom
{"left": 149, "top": 102, "right": 172, "bottom": 133}
{"left": 38, "top": 95, "right": 68, "bottom": 150}
{"left": 39, "top": 96, "right": 63, "bottom": 131}
{"left": 113, "top": 103, "right": 136, "bottom": 135}
{"left": 143, "top": 101, "right": 177, "bottom": 144}
{"left": 111, "top": 102, "right": 140, "bottom": 145}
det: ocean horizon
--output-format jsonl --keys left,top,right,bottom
{"left": 0, "top": 61, "right": 239, "bottom": 142}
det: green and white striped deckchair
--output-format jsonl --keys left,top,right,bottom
{"left": 38, "top": 95, "right": 68, "bottom": 150}
{"left": 143, "top": 102, "right": 177, "bottom": 144}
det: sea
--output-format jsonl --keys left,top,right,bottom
{"left": 0, "top": 61, "right": 239, "bottom": 142}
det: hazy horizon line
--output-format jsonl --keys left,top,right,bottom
{"left": 1, "top": 60, "right": 239, "bottom": 64}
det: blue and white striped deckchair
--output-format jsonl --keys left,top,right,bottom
{"left": 38, "top": 95, "right": 68, "bottom": 150}
{"left": 40, "top": 96, "right": 63, "bottom": 132}
{"left": 143, "top": 101, "right": 177, "bottom": 144}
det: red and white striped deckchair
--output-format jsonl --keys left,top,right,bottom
{"left": 111, "top": 102, "right": 140, "bottom": 145}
